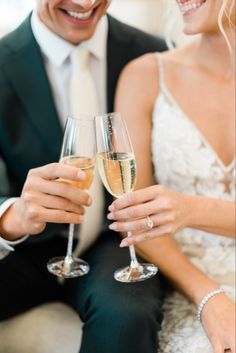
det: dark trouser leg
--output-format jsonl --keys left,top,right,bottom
{"left": 65, "top": 231, "right": 164, "bottom": 353}
{"left": 0, "top": 236, "right": 67, "bottom": 321}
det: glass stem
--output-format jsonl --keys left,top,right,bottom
{"left": 127, "top": 231, "right": 140, "bottom": 268}
{"left": 65, "top": 223, "right": 74, "bottom": 263}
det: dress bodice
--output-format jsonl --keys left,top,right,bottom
{"left": 152, "top": 55, "right": 235, "bottom": 282}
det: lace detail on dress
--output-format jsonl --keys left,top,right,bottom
{"left": 153, "top": 55, "right": 235, "bottom": 353}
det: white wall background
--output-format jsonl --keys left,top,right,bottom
{"left": 0, "top": 0, "right": 192, "bottom": 46}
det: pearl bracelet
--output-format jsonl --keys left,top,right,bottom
{"left": 197, "top": 288, "right": 225, "bottom": 322}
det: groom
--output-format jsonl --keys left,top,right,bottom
{"left": 0, "top": 1, "right": 166, "bottom": 352}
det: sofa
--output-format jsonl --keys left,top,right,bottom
{"left": 0, "top": 302, "right": 83, "bottom": 353}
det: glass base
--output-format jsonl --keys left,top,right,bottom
{"left": 47, "top": 256, "right": 90, "bottom": 278}
{"left": 114, "top": 263, "right": 158, "bottom": 283}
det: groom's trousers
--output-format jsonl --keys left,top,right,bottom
{"left": 0, "top": 230, "right": 164, "bottom": 353}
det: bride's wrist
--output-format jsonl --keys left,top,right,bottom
{"left": 186, "top": 195, "right": 204, "bottom": 228}
{"left": 196, "top": 287, "right": 225, "bottom": 322}
{"left": 191, "top": 279, "right": 220, "bottom": 307}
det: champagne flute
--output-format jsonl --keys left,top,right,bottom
{"left": 95, "top": 112, "right": 157, "bottom": 283}
{"left": 47, "top": 116, "right": 95, "bottom": 278}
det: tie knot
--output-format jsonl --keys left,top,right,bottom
{"left": 71, "top": 46, "right": 90, "bottom": 72}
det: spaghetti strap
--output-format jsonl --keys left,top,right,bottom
{"left": 156, "top": 53, "right": 165, "bottom": 93}
{"left": 156, "top": 54, "right": 175, "bottom": 106}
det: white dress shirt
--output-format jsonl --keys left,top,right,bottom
{"left": 0, "top": 10, "right": 108, "bottom": 257}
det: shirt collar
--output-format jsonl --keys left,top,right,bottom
{"left": 31, "top": 10, "right": 108, "bottom": 67}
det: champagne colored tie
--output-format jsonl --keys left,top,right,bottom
{"left": 70, "top": 46, "right": 99, "bottom": 116}
{"left": 69, "top": 46, "right": 104, "bottom": 255}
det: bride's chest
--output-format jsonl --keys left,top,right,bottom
{"left": 151, "top": 94, "right": 235, "bottom": 200}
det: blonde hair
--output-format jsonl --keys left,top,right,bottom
{"left": 218, "top": 0, "right": 235, "bottom": 56}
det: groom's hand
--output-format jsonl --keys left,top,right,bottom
{"left": 0, "top": 163, "right": 92, "bottom": 241}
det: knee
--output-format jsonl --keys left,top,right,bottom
{"left": 82, "top": 300, "right": 161, "bottom": 353}
{"left": 94, "top": 294, "right": 162, "bottom": 335}
{"left": 80, "top": 286, "right": 163, "bottom": 353}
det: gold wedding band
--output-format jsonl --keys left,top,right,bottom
{"left": 146, "top": 216, "right": 154, "bottom": 230}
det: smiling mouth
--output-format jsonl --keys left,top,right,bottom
{"left": 65, "top": 9, "right": 93, "bottom": 20}
{"left": 177, "top": 0, "right": 207, "bottom": 14}
{"left": 61, "top": 3, "right": 101, "bottom": 22}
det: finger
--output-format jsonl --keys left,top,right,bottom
{"left": 226, "top": 341, "right": 235, "bottom": 353}
{"left": 108, "top": 185, "right": 159, "bottom": 211}
{"left": 212, "top": 341, "right": 224, "bottom": 353}
{"left": 28, "top": 163, "right": 86, "bottom": 181}
{"left": 119, "top": 224, "right": 172, "bottom": 247}
{"left": 231, "top": 337, "right": 236, "bottom": 353}
{"left": 23, "top": 191, "right": 85, "bottom": 215}
{"left": 28, "top": 222, "right": 46, "bottom": 235}
{"left": 34, "top": 207, "right": 85, "bottom": 225}
{"left": 107, "top": 200, "right": 158, "bottom": 221}
{"left": 109, "top": 212, "right": 173, "bottom": 232}
{"left": 24, "top": 177, "right": 92, "bottom": 206}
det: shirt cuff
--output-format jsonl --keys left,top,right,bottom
{"left": 0, "top": 198, "right": 29, "bottom": 255}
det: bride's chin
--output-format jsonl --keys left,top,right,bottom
{"left": 182, "top": 13, "right": 219, "bottom": 36}
{"left": 181, "top": 11, "right": 212, "bottom": 35}
{"left": 182, "top": 20, "right": 201, "bottom": 34}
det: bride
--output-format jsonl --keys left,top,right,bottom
{"left": 108, "top": 0, "right": 235, "bottom": 352}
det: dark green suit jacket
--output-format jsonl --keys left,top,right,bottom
{"left": 0, "top": 14, "right": 167, "bottom": 241}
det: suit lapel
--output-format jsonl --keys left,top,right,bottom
{"left": 105, "top": 15, "right": 134, "bottom": 207}
{"left": 3, "top": 16, "right": 62, "bottom": 161}
{"left": 106, "top": 15, "right": 132, "bottom": 113}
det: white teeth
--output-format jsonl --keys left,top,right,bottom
{"left": 177, "top": 0, "right": 206, "bottom": 13}
{"left": 66, "top": 10, "right": 93, "bottom": 20}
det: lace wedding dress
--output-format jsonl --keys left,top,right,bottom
{"left": 152, "top": 55, "right": 235, "bottom": 353}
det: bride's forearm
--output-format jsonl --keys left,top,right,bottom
{"left": 187, "top": 195, "right": 235, "bottom": 238}
{"left": 136, "top": 236, "right": 220, "bottom": 306}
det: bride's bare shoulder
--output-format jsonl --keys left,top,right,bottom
{"left": 119, "top": 52, "right": 159, "bottom": 81}
{"left": 115, "top": 53, "right": 159, "bottom": 106}
{"left": 160, "top": 42, "right": 197, "bottom": 65}
{"left": 118, "top": 41, "right": 196, "bottom": 89}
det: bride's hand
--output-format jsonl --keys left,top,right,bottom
{"left": 201, "top": 294, "right": 235, "bottom": 353}
{"left": 107, "top": 185, "right": 191, "bottom": 246}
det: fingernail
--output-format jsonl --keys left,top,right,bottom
{"left": 78, "top": 170, "right": 86, "bottom": 180}
{"left": 109, "top": 223, "right": 117, "bottom": 230}
{"left": 120, "top": 240, "right": 129, "bottom": 248}
{"left": 108, "top": 205, "right": 114, "bottom": 212}
{"left": 107, "top": 213, "right": 114, "bottom": 220}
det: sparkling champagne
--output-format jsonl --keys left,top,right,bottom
{"left": 59, "top": 156, "right": 94, "bottom": 190}
{"left": 97, "top": 152, "right": 136, "bottom": 197}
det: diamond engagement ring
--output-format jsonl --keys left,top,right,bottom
{"left": 146, "top": 216, "right": 154, "bottom": 230}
